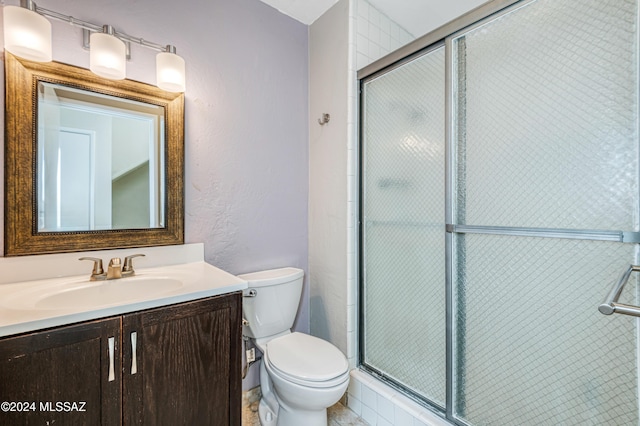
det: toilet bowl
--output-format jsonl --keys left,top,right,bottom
{"left": 239, "top": 268, "right": 350, "bottom": 426}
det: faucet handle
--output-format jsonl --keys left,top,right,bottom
{"left": 123, "top": 254, "right": 145, "bottom": 275}
{"left": 79, "top": 257, "right": 104, "bottom": 278}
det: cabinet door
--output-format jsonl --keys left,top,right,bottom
{"left": 0, "top": 317, "right": 122, "bottom": 425}
{"left": 123, "top": 293, "right": 242, "bottom": 425}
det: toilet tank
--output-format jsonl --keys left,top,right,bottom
{"left": 239, "top": 267, "right": 304, "bottom": 339}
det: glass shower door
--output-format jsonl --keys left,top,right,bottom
{"left": 361, "top": 46, "right": 447, "bottom": 407}
{"left": 450, "top": 0, "right": 640, "bottom": 424}
{"left": 360, "top": 0, "right": 640, "bottom": 424}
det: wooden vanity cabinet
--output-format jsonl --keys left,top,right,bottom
{"left": 123, "top": 292, "right": 242, "bottom": 425}
{"left": 0, "top": 292, "right": 242, "bottom": 426}
{"left": 0, "top": 317, "right": 122, "bottom": 425}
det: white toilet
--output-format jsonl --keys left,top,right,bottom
{"left": 240, "top": 267, "right": 349, "bottom": 426}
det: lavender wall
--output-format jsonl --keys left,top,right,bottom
{"left": 0, "top": 0, "right": 309, "bottom": 389}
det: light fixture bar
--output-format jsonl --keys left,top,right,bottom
{"left": 11, "top": 0, "right": 186, "bottom": 92}
{"left": 27, "top": 0, "right": 169, "bottom": 53}
{"left": 83, "top": 29, "right": 131, "bottom": 60}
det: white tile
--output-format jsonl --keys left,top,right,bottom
{"left": 347, "top": 252, "right": 355, "bottom": 280}
{"left": 347, "top": 277, "right": 357, "bottom": 306}
{"left": 377, "top": 416, "right": 392, "bottom": 426}
{"left": 369, "top": 7, "right": 380, "bottom": 27}
{"left": 347, "top": 331, "right": 356, "bottom": 358}
{"left": 357, "top": 0, "right": 369, "bottom": 20}
{"left": 381, "top": 35, "right": 390, "bottom": 51}
{"left": 347, "top": 225, "right": 355, "bottom": 253}
{"left": 401, "top": 31, "right": 413, "bottom": 44}
{"left": 348, "top": 375, "right": 362, "bottom": 399}
{"left": 369, "top": 43, "right": 381, "bottom": 62}
{"left": 348, "top": 356, "right": 357, "bottom": 369}
{"left": 391, "top": 393, "right": 423, "bottom": 419}
{"left": 380, "top": 17, "right": 390, "bottom": 36}
{"left": 358, "top": 18, "right": 369, "bottom": 37}
{"left": 347, "top": 86, "right": 355, "bottom": 113}
{"left": 347, "top": 304, "right": 356, "bottom": 332}
{"left": 353, "top": 370, "right": 376, "bottom": 387}
{"left": 369, "top": 25, "right": 380, "bottom": 45}
{"left": 345, "top": 206, "right": 356, "bottom": 233}
{"left": 390, "top": 23, "right": 399, "bottom": 41}
{"left": 394, "top": 404, "right": 415, "bottom": 426}
{"left": 347, "top": 149, "right": 356, "bottom": 177}
{"left": 413, "top": 418, "right": 428, "bottom": 426}
{"left": 362, "top": 404, "right": 377, "bottom": 425}
{"left": 362, "top": 385, "right": 377, "bottom": 410}
{"left": 349, "top": 301, "right": 357, "bottom": 328}
{"left": 374, "top": 381, "right": 396, "bottom": 401}
{"left": 357, "top": 52, "right": 370, "bottom": 70}
{"left": 377, "top": 394, "right": 395, "bottom": 422}
{"left": 390, "top": 37, "right": 404, "bottom": 52}
{"left": 348, "top": 395, "right": 362, "bottom": 417}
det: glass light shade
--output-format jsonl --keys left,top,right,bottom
{"left": 89, "top": 32, "right": 126, "bottom": 80}
{"left": 3, "top": 5, "right": 52, "bottom": 62}
{"left": 156, "top": 51, "right": 186, "bottom": 92}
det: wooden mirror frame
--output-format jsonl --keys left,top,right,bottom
{"left": 4, "top": 53, "right": 184, "bottom": 256}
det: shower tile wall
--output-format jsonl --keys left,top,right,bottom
{"left": 355, "top": 0, "right": 414, "bottom": 69}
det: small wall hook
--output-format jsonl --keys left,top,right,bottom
{"left": 318, "top": 113, "right": 330, "bottom": 125}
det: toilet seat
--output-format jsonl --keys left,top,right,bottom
{"left": 265, "top": 332, "right": 349, "bottom": 388}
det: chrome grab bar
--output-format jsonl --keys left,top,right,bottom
{"left": 599, "top": 265, "right": 640, "bottom": 317}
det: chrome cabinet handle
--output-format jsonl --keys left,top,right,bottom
{"left": 131, "top": 332, "right": 138, "bottom": 375}
{"left": 599, "top": 265, "right": 640, "bottom": 317}
{"left": 108, "top": 337, "right": 115, "bottom": 382}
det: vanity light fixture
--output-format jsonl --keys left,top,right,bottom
{"left": 3, "top": 1, "right": 52, "bottom": 62}
{"left": 156, "top": 45, "right": 186, "bottom": 93}
{"left": 89, "top": 25, "right": 126, "bottom": 80}
{"left": 2, "top": 0, "right": 186, "bottom": 91}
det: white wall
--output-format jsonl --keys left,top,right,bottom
{"left": 309, "top": 0, "right": 351, "bottom": 357}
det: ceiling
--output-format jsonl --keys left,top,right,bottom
{"left": 258, "top": 0, "right": 488, "bottom": 37}
{"left": 258, "top": 0, "right": 339, "bottom": 25}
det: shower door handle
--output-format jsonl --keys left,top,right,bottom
{"left": 599, "top": 265, "right": 640, "bottom": 317}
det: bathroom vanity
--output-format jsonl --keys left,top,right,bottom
{"left": 0, "top": 244, "right": 246, "bottom": 426}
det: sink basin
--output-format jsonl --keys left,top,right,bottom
{"left": 34, "top": 277, "right": 184, "bottom": 310}
{"left": 2, "top": 269, "right": 200, "bottom": 313}
{"left": 0, "top": 250, "right": 247, "bottom": 337}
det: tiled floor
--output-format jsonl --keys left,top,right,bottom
{"left": 242, "top": 395, "right": 368, "bottom": 426}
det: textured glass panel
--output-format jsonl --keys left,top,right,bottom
{"left": 454, "top": 234, "right": 639, "bottom": 425}
{"left": 362, "top": 47, "right": 446, "bottom": 405}
{"left": 453, "top": 0, "right": 639, "bottom": 231}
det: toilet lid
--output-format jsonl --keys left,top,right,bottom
{"left": 267, "top": 332, "right": 348, "bottom": 382}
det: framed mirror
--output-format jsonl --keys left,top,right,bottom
{"left": 5, "top": 52, "right": 184, "bottom": 256}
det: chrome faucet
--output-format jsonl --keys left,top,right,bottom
{"left": 80, "top": 254, "right": 145, "bottom": 281}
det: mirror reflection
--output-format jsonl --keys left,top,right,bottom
{"left": 37, "top": 82, "right": 165, "bottom": 232}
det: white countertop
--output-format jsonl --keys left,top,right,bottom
{"left": 0, "top": 244, "right": 247, "bottom": 338}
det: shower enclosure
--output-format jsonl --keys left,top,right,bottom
{"left": 359, "top": 0, "right": 640, "bottom": 424}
